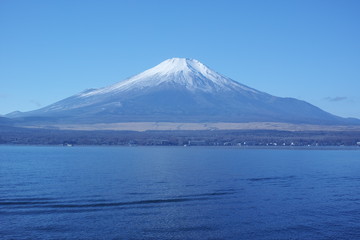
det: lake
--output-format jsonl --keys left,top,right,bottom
{"left": 1, "top": 146, "right": 360, "bottom": 240}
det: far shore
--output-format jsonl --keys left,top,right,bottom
{"left": 21, "top": 121, "right": 360, "bottom": 132}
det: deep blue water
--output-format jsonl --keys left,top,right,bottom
{"left": 1, "top": 146, "right": 360, "bottom": 240}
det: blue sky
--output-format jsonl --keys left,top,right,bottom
{"left": 1, "top": 0, "right": 359, "bottom": 118}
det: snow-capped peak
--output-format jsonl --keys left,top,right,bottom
{"left": 80, "top": 58, "right": 259, "bottom": 97}
{"left": 141, "top": 58, "right": 214, "bottom": 76}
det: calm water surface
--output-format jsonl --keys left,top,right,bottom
{"left": 1, "top": 146, "right": 360, "bottom": 240}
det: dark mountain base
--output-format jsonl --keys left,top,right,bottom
{"left": 1, "top": 126, "right": 359, "bottom": 147}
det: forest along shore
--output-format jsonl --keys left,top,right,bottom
{"left": 1, "top": 126, "right": 360, "bottom": 146}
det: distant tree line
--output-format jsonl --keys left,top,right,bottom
{"left": 1, "top": 126, "right": 360, "bottom": 147}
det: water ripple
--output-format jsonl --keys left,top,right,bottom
{"left": 246, "top": 176, "right": 297, "bottom": 182}
{"left": 0, "top": 191, "right": 234, "bottom": 214}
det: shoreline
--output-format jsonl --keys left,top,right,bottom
{"left": 1, "top": 144, "right": 359, "bottom": 150}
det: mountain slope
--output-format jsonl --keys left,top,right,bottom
{"left": 0, "top": 116, "right": 12, "bottom": 126}
{"left": 8, "top": 58, "right": 359, "bottom": 125}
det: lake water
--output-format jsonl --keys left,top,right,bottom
{"left": 1, "top": 146, "right": 360, "bottom": 240}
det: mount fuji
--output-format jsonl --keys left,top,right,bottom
{"left": 7, "top": 58, "right": 359, "bottom": 127}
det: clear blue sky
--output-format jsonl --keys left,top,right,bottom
{"left": 1, "top": 0, "right": 359, "bottom": 118}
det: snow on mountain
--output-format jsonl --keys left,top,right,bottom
{"left": 79, "top": 58, "right": 259, "bottom": 97}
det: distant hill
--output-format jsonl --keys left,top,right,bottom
{"left": 0, "top": 116, "right": 12, "bottom": 126}
{"left": 7, "top": 58, "right": 360, "bottom": 127}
